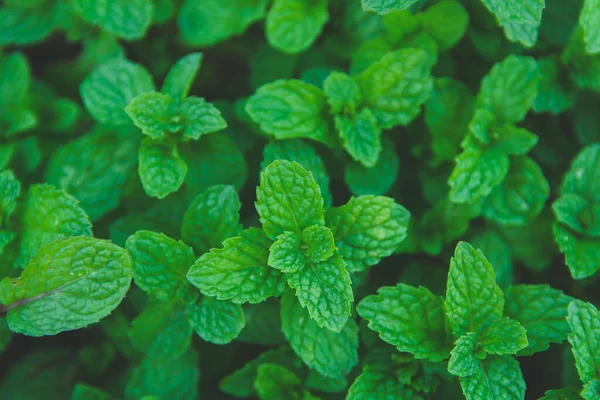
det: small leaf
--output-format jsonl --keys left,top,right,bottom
{"left": 0, "top": 169, "right": 19, "bottom": 227}
{"left": 460, "top": 356, "right": 526, "bottom": 400}
{"left": 567, "top": 300, "right": 600, "bottom": 385}
{"left": 480, "top": 317, "right": 528, "bottom": 355}
{"left": 323, "top": 72, "right": 362, "bottom": 115}
{"left": 138, "top": 139, "right": 188, "bottom": 199}
{"left": 301, "top": 225, "right": 335, "bottom": 263}
{"left": 71, "top": 0, "right": 153, "bottom": 40}
{"left": 479, "top": 0, "right": 545, "bottom": 47}
{"left": 186, "top": 296, "right": 245, "bottom": 344}
{"left": 335, "top": 108, "right": 382, "bottom": 168}
{"left": 125, "top": 92, "right": 174, "bottom": 140}
{"left": 580, "top": 0, "right": 600, "bottom": 54}
{"left": 344, "top": 139, "right": 399, "bottom": 196}
{"left": 161, "top": 53, "right": 203, "bottom": 101}
{"left": 448, "top": 333, "right": 479, "bottom": 378}
{"left": 179, "top": 97, "right": 227, "bottom": 141}
{"left": 254, "top": 364, "right": 305, "bottom": 400}
{"left": 268, "top": 231, "right": 306, "bottom": 273}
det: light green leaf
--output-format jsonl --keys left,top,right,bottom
{"left": 72, "top": 383, "right": 112, "bottom": 400}
{"left": 323, "top": 72, "right": 362, "bottom": 116}
{"left": 580, "top": 0, "right": 600, "bottom": 54}
{"left": 161, "top": 53, "right": 202, "bottom": 101}
{"left": 356, "top": 49, "right": 434, "bottom": 129}
{"left": 567, "top": 300, "right": 600, "bottom": 385}
{"left": 533, "top": 57, "right": 576, "bottom": 114}
{"left": 489, "top": 125, "right": 538, "bottom": 156}
{"left": 460, "top": 356, "right": 525, "bottom": 400}
{"left": 480, "top": 317, "right": 528, "bottom": 355}
{"left": 482, "top": 156, "right": 549, "bottom": 225}
{"left": 179, "top": 97, "right": 227, "bottom": 140}
{"left": 0, "top": 2, "right": 62, "bottom": 46}
{"left": 125, "top": 92, "right": 174, "bottom": 140}
{"left": 286, "top": 254, "right": 353, "bottom": 332}
{"left": 139, "top": 139, "right": 188, "bottom": 199}
{"left": 346, "top": 361, "right": 415, "bottom": 400}
{"left": 419, "top": 1, "right": 469, "bottom": 50}
{"left": 80, "top": 58, "right": 154, "bottom": 125}
{"left": 254, "top": 364, "right": 306, "bottom": 400}
{"left": 582, "top": 379, "right": 600, "bottom": 400}
{"left": 256, "top": 160, "right": 324, "bottom": 238}
{"left": 479, "top": 0, "right": 545, "bottom": 47}
{"left": 448, "top": 333, "right": 480, "bottom": 378}
{"left": 0, "top": 52, "right": 30, "bottom": 109}
{"left": 1, "top": 237, "right": 132, "bottom": 336}
{"left": 281, "top": 291, "right": 359, "bottom": 379}
{"left": 261, "top": 139, "right": 332, "bottom": 207}
{"left": 361, "top": 0, "right": 419, "bottom": 14}
{"left": 301, "top": 225, "right": 335, "bottom": 263}
{"left": 187, "top": 228, "right": 286, "bottom": 303}
{"left": 181, "top": 185, "right": 242, "bottom": 255}
{"left": 326, "top": 195, "right": 410, "bottom": 272}
{"left": 553, "top": 194, "right": 596, "bottom": 236}
{"left": 445, "top": 242, "right": 504, "bottom": 335}
{"left": 71, "top": 0, "right": 153, "bottom": 40}
{"left": 560, "top": 144, "right": 600, "bottom": 203}
{"left": 476, "top": 55, "right": 540, "bottom": 124}
{"left": 357, "top": 283, "right": 452, "bottom": 361}
{"left": 540, "top": 388, "right": 584, "bottom": 400}
{"left": 505, "top": 285, "right": 573, "bottom": 356}
{"left": 179, "top": 0, "right": 268, "bottom": 47}
{"left": 126, "top": 231, "right": 195, "bottom": 300}
{"left": 266, "top": 0, "right": 329, "bottom": 54}
{"left": 268, "top": 231, "right": 306, "bottom": 273}
{"left": 186, "top": 295, "right": 245, "bottom": 344}
{"left": 19, "top": 184, "right": 92, "bottom": 267}
{"left": 335, "top": 108, "right": 382, "bottom": 168}
{"left": 554, "top": 224, "right": 600, "bottom": 280}
{"left": 448, "top": 146, "right": 510, "bottom": 204}
{"left": 246, "top": 79, "right": 332, "bottom": 145}
{"left": 0, "top": 170, "right": 19, "bottom": 227}
{"left": 344, "top": 140, "right": 399, "bottom": 196}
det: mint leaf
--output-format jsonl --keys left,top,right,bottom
{"left": 71, "top": 0, "right": 153, "bottom": 40}
{"left": 0, "top": 2, "right": 61, "bottom": 46}
{"left": 187, "top": 228, "right": 286, "bottom": 303}
{"left": 323, "top": 72, "right": 362, "bottom": 116}
{"left": 482, "top": 156, "right": 550, "bottom": 225}
{"left": 476, "top": 55, "right": 540, "bottom": 124}
{"left": 335, "top": 108, "right": 382, "bottom": 168}
{"left": 582, "top": 380, "right": 600, "bottom": 400}
{"left": 181, "top": 185, "right": 242, "bottom": 255}
{"left": 326, "top": 195, "right": 410, "bottom": 272}
{"left": 541, "top": 388, "right": 584, "bottom": 400}
{"left": 346, "top": 361, "right": 413, "bottom": 399}
{"left": 126, "top": 231, "right": 195, "bottom": 300}
{"left": 357, "top": 283, "right": 452, "bottom": 361}
{"left": 505, "top": 285, "right": 573, "bottom": 356}
{"left": 80, "top": 58, "right": 154, "bottom": 126}
{"left": 0, "top": 52, "right": 30, "bottom": 109}
{"left": 246, "top": 80, "right": 332, "bottom": 145}
{"left": 445, "top": 242, "right": 504, "bottom": 335}
{"left": 448, "top": 333, "right": 480, "bottom": 378}
{"left": 479, "top": 0, "right": 545, "bottom": 47}
{"left": 567, "top": 300, "right": 600, "bottom": 385}
{"left": 580, "top": 0, "right": 600, "bottom": 54}
{"left": 301, "top": 225, "right": 335, "bottom": 262}
{"left": 138, "top": 139, "right": 187, "bottom": 199}
{"left": 256, "top": 160, "right": 324, "bottom": 238}
{"left": 361, "top": 0, "right": 419, "bottom": 14}
{"left": 344, "top": 140, "right": 400, "bottom": 196}
{"left": 281, "top": 291, "right": 359, "bottom": 379}
{"left": 254, "top": 364, "right": 306, "bottom": 399}
{"left": 262, "top": 139, "right": 332, "bottom": 207}
{"left": 266, "top": 0, "right": 329, "bottom": 54}
{"left": 19, "top": 184, "right": 92, "bottom": 267}
{"left": 0, "top": 317, "right": 11, "bottom": 354}
{"left": 268, "top": 231, "right": 306, "bottom": 273}
{"left": 286, "top": 254, "right": 353, "bottom": 332}
{"left": 125, "top": 92, "right": 174, "bottom": 140}
{"left": 489, "top": 125, "right": 538, "bottom": 156}
{"left": 179, "top": 97, "right": 227, "bottom": 140}
{"left": 460, "top": 356, "right": 525, "bottom": 400}
{"left": 1, "top": 237, "right": 132, "bottom": 336}
{"left": 419, "top": 1, "right": 469, "bottom": 50}
{"left": 470, "top": 229, "right": 513, "bottom": 289}
{"left": 480, "top": 317, "right": 528, "bottom": 355}
{"left": 355, "top": 49, "right": 433, "bottom": 129}
{"left": 533, "top": 57, "right": 576, "bottom": 114}
{"left": 0, "top": 170, "right": 19, "bottom": 227}
{"left": 186, "top": 295, "right": 245, "bottom": 344}
{"left": 161, "top": 53, "right": 202, "bottom": 102}
{"left": 72, "top": 383, "right": 112, "bottom": 400}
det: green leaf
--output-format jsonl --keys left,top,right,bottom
{"left": 361, "top": 0, "right": 419, "bottom": 14}
{"left": 553, "top": 224, "right": 600, "bottom": 280}
{"left": 266, "top": 0, "right": 329, "bottom": 54}
{"left": 0, "top": 52, "right": 30, "bottom": 109}
{"left": 187, "top": 228, "right": 287, "bottom": 303}
{"left": 161, "top": 53, "right": 202, "bottom": 102}
{"left": 460, "top": 356, "right": 525, "bottom": 400}
{"left": 505, "top": 285, "right": 573, "bottom": 356}
{"left": 306, "top": 370, "right": 348, "bottom": 393}
{"left": 445, "top": 242, "right": 504, "bottom": 335}
{"left": 45, "top": 128, "right": 138, "bottom": 221}
{"left": 323, "top": 72, "right": 362, "bottom": 116}
{"left": 479, "top": 0, "right": 545, "bottom": 47}
{"left": 448, "top": 146, "right": 510, "bottom": 204}
{"left": 553, "top": 194, "right": 597, "bottom": 236}
{"left": 480, "top": 317, "right": 528, "bottom": 355}
{"left": 0, "top": 317, "right": 11, "bottom": 354}
{"left": 80, "top": 58, "right": 155, "bottom": 125}
{"left": 19, "top": 184, "right": 92, "bottom": 267}
{"left": 125, "top": 92, "right": 174, "bottom": 140}
{"left": 256, "top": 160, "right": 324, "bottom": 238}
{"left": 186, "top": 295, "right": 245, "bottom": 344}
{"left": 179, "top": 97, "right": 227, "bottom": 140}
{"left": 355, "top": 49, "right": 434, "bottom": 129}
{"left": 261, "top": 139, "right": 332, "bottom": 207}
{"left": 178, "top": 0, "right": 268, "bottom": 47}
{"left": 533, "top": 57, "right": 576, "bottom": 114}
{"left": 0, "top": 2, "right": 62, "bottom": 46}
{"left": 567, "top": 300, "right": 600, "bottom": 385}
{"left": 582, "top": 379, "right": 600, "bottom": 400}
{"left": 489, "top": 125, "right": 538, "bottom": 156}
{"left": 357, "top": 283, "right": 452, "bottom": 361}
{"left": 0, "top": 170, "right": 19, "bottom": 227}
{"left": 580, "top": 0, "right": 600, "bottom": 54}
{"left": 0, "top": 237, "right": 132, "bottom": 336}
{"left": 541, "top": 388, "right": 584, "bottom": 400}
{"left": 246, "top": 80, "right": 332, "bottom": 146}
{"left": 344, "top": 140, "right": 400, "bottom": 196}
{"left": 476, "top": 55, "right": 540, "bottom": 124}
{"left": 138, "top": 139, "right": 188, "bottom": 199}
{"left": 346, "top": 361, "right": 414, "bottom": 399}
{"left": 72, "top": 383, "right": 112, "bottom": 400}
{"left": 286, "top": 254, "right": 353, "bottom": 332}
{"left": 335, "top": 108, "right": 382, "bottom": 168}
{"left": 254, "top": 364, "right": 306, "bottom": 400}
{"left": 419, "top": 1, "right": 469, "bottom": 50}
{"left": 181, "top": 185, "right": 242, "bottom": 255}
{"left": 281, "top": 291, "right": 359, "bottom": 379}
{"left": 482, "top": 156, "right": 549, "bottom": 225}
{"left": 326, "top": 195, "right": 410, "bottom": 272}
{"left": 71, "top": 0, "right": 153, "bottom": 40}
{"left": 470, "top": 229, "right": 513, "bottom": 289}
{"left": 268, "top": 231, "right": 306, "bottom": 273}
{"left": 126, "top": 231, "right": 195, "bottom": 300}
{"left": 301, "top": 225, "right": 336, "bottom": 263}
{"left": 448, "top": 333, "right": 480, "bottom": 378}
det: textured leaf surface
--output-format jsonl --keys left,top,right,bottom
{"left": 326, "top": 195, "right": 410, "bottom": 272}
{"left": 580, "top": 0, "right": 600, "bottom": 54}
{"left": 460, "top": 356, "right": 525, "bottom": 400}
{"left": 1, "top": 237, "right": 132, "bottom": 336}
{"left": 254, "top": 364, "right": 305, "bottom": 400}
{"left": 187, "top": 296, "right": 245, "bottom": 344}
{"left": 361, "top": 0, "right": 419, "bottom": 14}
{"left": 448, "top": 333, "right": 479, "bottom": 378}
{"left": 533, "top": 57, "right": 576, "bottom": 114}
{"left": 323, "top": 72, "right": 362, "bottom": 116}
{"left": 125, "top": 92, "right": 173, "bottom": 140}
{"left": 335, "top": 108, "right": 382, "bottom": 168}
{"left": 479, "top": 0, "right": 545, "bottom": 47}
{"left": 161, "top": 53, "right": 202, "bottom": 101}
{"left": 71, "top": 0, "right": 153, "bottom": 40}
{"left": 0, "top": 170, "right": 19, "bottom": 227}
{"left": 480, "top": 317, "right": 528, "bottom": 355}
{"left": 358, "top": 283, "right": 452, "bottom": 361}
{"left": 301, "top": 225, "right": 335, "bottom": 263}
{"left": 346, "top": 362, "right": 413, "bottom": 400}
{"left": 281, "top": 292, "right": 359, "bottom": 379}
{"left": 268, "top": 231, "right": 306, "bottom": 273}
{"left": 139, "top": 139, "right": 188, "bottom": 199}
{"left": 567, "top": 300, "right": 600, "bottom": 384}
{"left": 187, "top": 228, "right": 286, "bottom": 303}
